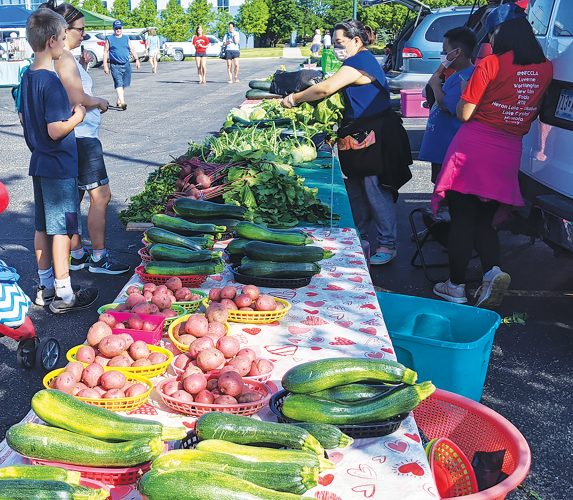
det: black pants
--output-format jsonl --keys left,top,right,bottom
{"left": 447, "top": 191, "right": 500, "bottom": 285}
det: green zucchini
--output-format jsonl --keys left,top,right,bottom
{"left": 173, "top": 198, "right": 246, "bottom": 219}
{"left": 239, "top": 257, "right": 320, "bottom": 278}
{"left": 195, "top": 412, "right": 323, "bottom": 455}
{"left": 145, "top": 227, "right": 204, "bottom": 250}
{"left": 195, "top": 439, "right": 334, "bottom": 472}
{"left": 178, "top": 217, "right": 241, "bottom": 231}
{"left": 309, "top": 383, "right": 403, "bottom": 403}
{"left": 0, "top": 465, "right": 80, "bottom": 484}
{"left": 0, "top": 479, "right": 108, "bottom": 500}
{"left": 226, "top": 238, "right": 250, "bottom": 256}
{"left": 151, "top": 214, "right": 226, "bottom": 236}
{"left": 281, "top": 382, "right": 436, "bottom": 424}
{"left": 291, "top": 423, "right": 353, "bottom": 449}
{"left": 244, "top": 241, "right": 333, "bottom": 262}
{"left": 236, "top": 222, "right": 313, "bottom": 245}
{"left": 139, "top": 468, "right": 302, "bottom": 500}
{"left": 31, "top": 390, "right": 187, "bottom": 442}
{"left": 248, "top": 80, "right": 272, "bottom": 91}
{"left": 6, "top": 423, "right": 164, "bottom": 467}
{"left": 144, "top": 259, "right": 225, "bottom": 276}
{"left": 151, "top": 449, "right": 318, "bottom": 494}
{"left": 282, "top": 358, "right": 418, "bottom": 393}
{"left": 245, "top": 89, "right": 282, "bottom": 100}
{"left": 148, "top": 244, "right": 222, "bottom": 263}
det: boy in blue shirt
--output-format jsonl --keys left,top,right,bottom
{"left": 20, "top": 8, "right": 98, "bottom": 313}
{"left": 419, "top": 27, "right": 477, "bottom": 183}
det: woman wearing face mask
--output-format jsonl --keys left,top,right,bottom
{"left": 431, "top": 4, "right": 552, "bottom": 308}
{"left": 282, "top": 20, "right": 412, "bottom": 265}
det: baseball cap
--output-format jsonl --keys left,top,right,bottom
{"left": 113, "top": 20, "right": 123, "bottom": 29}
{"left": 485, "top": 3, "right": 526, "bottom": 34}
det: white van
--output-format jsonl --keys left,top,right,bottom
{"left": 520, "top": 0, "right": 573, "bottom": 252}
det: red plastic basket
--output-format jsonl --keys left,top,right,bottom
{"left": 135, "top": 265, "right": 208, "bottom": 287}
{"left": 157, "top": 376, "right": 273, "bottom": 417}
{"left": 427, "top": 438, "right": 478, "bottom": 497}
{"left": 413, "top": 389, "right": 531, "bottom": 500}
{"left": 138, "top": 247, "right": 152, "bottom": 263}
{"left": 80, "top": 478, "right": 110, "bottom": 498}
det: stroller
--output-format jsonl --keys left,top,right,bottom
{"left": 0, "top": 181, "right": 60, "bottom": 370}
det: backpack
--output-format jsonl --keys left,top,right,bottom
{"left": 11, "top": 63, "right": 30, "bottom": 113}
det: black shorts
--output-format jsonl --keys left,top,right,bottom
{"left": 225, "top": 50, "right": 240, "bottom": 60}
{"left": 77, "top": 137, "right": 109, "bottom": 191}
{"left": 195, "top": 52, "right": 206, "bottom": 58}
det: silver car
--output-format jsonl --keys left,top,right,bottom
{"left": 164, "top": 36, "right": 223, "bottom": 61}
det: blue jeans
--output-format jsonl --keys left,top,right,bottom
{"left": 345, "top": 175, "right": 397, "bottom": 250}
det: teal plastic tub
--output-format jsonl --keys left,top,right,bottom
{"left": 376, "top": 292, "right": 501, "bottom": 401}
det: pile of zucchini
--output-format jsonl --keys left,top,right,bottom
{"left": 280, "top": 358, "right": 436, "bottom": 425}
{"left": 227, "top": 221, "right": 333, "bottom": 279}
{"left": 138, "top": 412, "right": 352, "bottom": 499}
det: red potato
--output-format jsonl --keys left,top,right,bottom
{"left": 161, "top": 309, "right": 178, "bottom": 318}
{"left": 94, "top": 356, "right": 110, "bottom": 367}
{"left": 183, "top": 373, "right": 207, "bottom": 395}
{"left": 196, "top": 348, "right": 225, "bottom": 372}
{"left": 177, "top": 334, "right": 195, "bottom": 346}
{"left": 217, "top": 371, "right": 244, "bottom": 397}
{"left": 219, "top": 365, "right": 241, "bottom": 375}
{"left": 100, "top": 370, "right": 127, "bottom": 391}
{"left": 143, "top": 283, "right": 157, "bottom": 294}
{"left": 237, "top": 391, "right": 262, "bottom": 403}
{"left": 131, "top": 303, "right": 154, "bottom": 315}
{"left": 174, "top": 353, "right": 191, "bottom": 370}
{"left": 171, "top": 390, "right": 194, "bottom": 403}
{"left": 189, "top": 294, "right": 202, "bottom": 301}
{"left": 241, "top": 285, "right": 260, "bottom": 301}
{"left": 205, "top": 304, "right": 228, "bottom": 324}
{"left": 255, "top": 295, "right": 277, "bottom": 312}
{"left": 211, "top": 388, "right": 222, "bottom": 397}
{"left": 72, "top": 382, "right": 87, "bottom": 396}
{"left": 206, "top": 378, "right": 219, "bottom": 391}
{"left": 125, "top": 293, "right": 147, "bottom": 309}
{"left": 82, "top": 363, "right": 104, "bottom": 388}
{"left": 127, "top": 285, "right": 142, "bottom": 295}
{"left": 174, "top": 287, "right": 192, "bottom": 301}
{"left": 93, "top": 386, "right": 106, "bottom": 397}
{"left": 208, "top": 288, "right": 222, "bottom": 302}
{"left": 127, "top": 314, "right": 144, "bottom": 331}
{"left": 236, "top": 348, "right": 257, "bottom": 364}
{"left": 122, "top": 381, "right": 135, "bottom": 392}
{"left": 274, "top": 302, "right": 285, "bottom": 311}
{"left": 98, "top": 336, "right": 127, "bottom": 358}
{"left": 151, "top": 294, "right": 171, "bottom": 310}
{"left": 143, "top": 291, "right": 154, "bottom": 301}
{"left": 249, "top": 358, "right": 274, "bottom": 376}
{"left": 115, "top": 304, "right": 129, "bottom": 312}
{"left": 165, "top": 277, "right": 183, "bottom": 292}
{"left": 207, "top": 322, "right": 227, "bottom": 339}
{"left": 216, "top": 336, "right": 240, "bottom": 359}
{"left": 182, "top": 365, "right": 204, "bottom": 379}
{"left": 77, "top": 388, "right": 101, "bottom": 399}
{"left": 76, "top": 345, "right": 96, "bottom": 364}
{"left": 239, "top": 307, "right": 254, "bottom": 312}
{"left": 162, "top": 380, "right": 182, "bottom": 396}
{"left": 118, "top": 333, "right": 134, "bottom": 349}
{"left": 219, "top": 299, "right": 238, "bottom": 311}
{"left": 102, "top": 389, "right": 126, "bottom": 399}
{"left": 126, "top": 383, "right": 148, "bottom": 398}
{"left": 148, "top": 352, "right": 167, "bottom": 365}
{"left": 234, "top": 294, "right": 252, "bottom": 309}
{"left": 214, "top": 395, "right": 238, "bottom": 405}
{"left": 188, "top": 336, "right": 214, "bottom": 359}
{"left": 107, "top": 355, "right": 132, "bottom": 368}
{"left": 194, "top": 389, "right": 215, "bottom": 404}
{"left": 184, "top": 314, "right": 209, "bottom": 337}
{"left": 142, "top": 320, "right": 157, "bottom": 331}
{"left": 155, "top": 285, "right": 169, "bottom": 295}
{"left": 226, "top": 356, "right": 252, "bottom": 377}
{"left": 115, "top": 322, "right": 127, "bottom": 329}
{"left": 220, "top": 286, "right": 237, "bottom": 300}
{"left": 64, "top": 361, "right": 84, "bottom": 381}
{"left": 148, "top": 303, "right": 161, "bottom": 315}
{"left": 132, "top": 358, "right": 152, "bottom": 367}
{"left": 53, "top": 372, "right": 77, "bottom": 394}
{"left": 98, "top": 313, "right": 117, "bottom": 329}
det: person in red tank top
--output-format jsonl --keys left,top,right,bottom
{"left": 192, "top": 25, "right": 210, "bottom": 84}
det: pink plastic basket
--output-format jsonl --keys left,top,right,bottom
{"left": 108, "top": 311, "right": 165, "bottom": 345}
{"left": 413, "top": 389, "right": 531, "bottom": 500}
{"left": 135, "top": 265, "right": 207, "bottom": 287}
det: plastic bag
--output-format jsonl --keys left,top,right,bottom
{"left": 321, "top": 49, "right": 342, "bottom": 75}
{"left": 270, "top": 69, "right": 324, "bottom": 96}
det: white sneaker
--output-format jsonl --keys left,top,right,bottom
{"left": 474, "top": 266, "right": 511, "bottom": 309}
{"left": 433, "top": 279, "right": 468, "bottom": 304}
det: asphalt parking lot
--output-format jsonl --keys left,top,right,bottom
{"left": 0, "top": 58, "right": 571, "bottom": 499}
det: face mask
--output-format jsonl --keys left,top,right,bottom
{"left": 333, "top": 44, "right": 348, "bottom": 61}
{"left": 440, "top": 48, "right": 459, "bottom": 69}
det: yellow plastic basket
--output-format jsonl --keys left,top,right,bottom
{"left": 43, "top": 368, "right": 153, "bottom": 412}
{"left": 167, "top": 314, "right": 230, "bottom": 353}
{"left": 173, "top": 289, "right": 208, "bottom": 313}
{"left": 66, "top": 344, "right": 174, "bottom": 378}
{"left": 202, "top": 298, "right": 291, "bottom": 324}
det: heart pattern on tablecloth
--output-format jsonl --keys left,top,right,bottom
{"left": 359, "top": 327, "right": 377, "bottom": 335}
{"left": 288, "top": 326, "right": 312, "bottom": 335}
{"left": 127, "top": 404, "right": 158, "bottom": 416}
{"left": 314, "top": 492, "right": 342, "bottom": 500}
{"left": 405, "top": 433, "right": 421, "bottom": 443}
{"left": 360, "top": 303, "right": 377, "bottom": 310}
{"left": 328, "top": 451, "right": 344, "bottom": 464}
{"left": 366, "top": 351, "right": 383, "bottom": 359}
{"left": 385, "top": 440, "right": 408, "bottom": 453}
{"left": 306, "top": 292, "right": 318, "bottom": 297}
{"left": 351, "top": 484, "right": 376, "bottom": 498}
{"left": 265, "top": 344, "right": 297, "bottom": 356}
{"left": 323, "top": 284, "right": 344, "bottom": 291}
{"left": 304, "top": 309, "right": 319, "bottom": 315}
{"left": 372, "top": 456, "right": 387, "bottom": 464}
{"left": 318, "top": 474, "right": 335, "bottom": 486}
{"left": 301, "top": 316, "right": 328, "bottom": 326}
{"left": 334, "top": 320, "right": 353, "bottom": 328}
{"left": 348, "top": 276, "right": 363, "bottom": 283}
{"left": 329, "top": 337, "right": 355, "bottom": 346}
{"left": 397, "top": 462, "right": 425, "bottom": 477}
{"left": 243, "top": 327, "right": 261, "bottom": 335}
{"left": 305, "top": 300, "right": 325, "bottom": 307}
{"left": 347, "top": 464, "right": 376, "bottom": 480}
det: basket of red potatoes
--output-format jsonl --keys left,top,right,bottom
{"left": 204, "top": 285, "right": 291, "bottom": 324}
{"left": 66, "top": 315, "right": 174, "bottom": 378}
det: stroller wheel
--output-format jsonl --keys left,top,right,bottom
{"left": 39, "top": 338, "right": 60, "bottom": 371}
{"left": 17, "top": 338, "right": 37, "bottom": 369}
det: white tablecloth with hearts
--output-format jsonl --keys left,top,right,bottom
{"left": 0, "top": 227, "right": 438, "bottom": 500}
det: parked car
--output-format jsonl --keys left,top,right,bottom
{"left": 519, "top": 0, "right": 573, "bottom": 253}
{"left": 164, "top": 36, "right": 223, "bottom": 61}
{"left": 72, "top": 29, "right": 148, "bottom": 67}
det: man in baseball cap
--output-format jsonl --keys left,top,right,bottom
{"left": 485, "top": 2, "right": 527, "bottom": 34}
{"left": 112, "top": 20, "right": 123, "bottom": 30}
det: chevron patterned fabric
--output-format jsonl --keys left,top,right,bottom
{"left": 0, "top": 260, "right": 31, "bottom": 328}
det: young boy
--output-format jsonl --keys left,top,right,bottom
{"left": 19, "top": 9, "right": 98, "bottom": 313}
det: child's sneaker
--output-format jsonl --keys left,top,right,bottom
{"left": 69, "top": 250, "right": 90, "bottom": 271}
{"left": 88, "top": 252, "right": 130, "bottom": 275}
{"left": 433, "top": 279, "right": 468, "bottom": 304}
{"left": 34, "top": 286, "right": 55, "bottom": 306}
{"left": 49, "top": 288, "right": 98, "bottom": 314}
{"left": 474, "top": 266, "right": 511, "bottom": 309}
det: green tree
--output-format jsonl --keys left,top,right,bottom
{"left": 159, "top": 0, "right": 191, "bottom": 41}
{"left": 131, "top": 0, "right": 158, "bottom": 28}
{"left": 212, "top": 9, "right": 234, "bottom": 38}
{"left": 82, "top": 0, "right": 109, "bottom": 16}
{"left": 322, "top": 0, "right": 352, "bottom": 30}
{"left": 188, "top": 0, "right": 215, "bottom": 33}
{"left": 237, "top": 0, "right": 269, "bottom": 40}
{"left": 296, "top": 0, "right": 321, "bottom": 42}
{"left": 264, "top": 0, "right": 301, "bottom": 46}
{"left": 111, "top": 0, "right": 133, "bottom": 27}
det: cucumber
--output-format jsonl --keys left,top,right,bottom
{"left": 152, "top": 449, "right": 318, "bottom": 494}
{"left": 291, "top": 423, "right": 353, "bottom": 449}
{"left": 281, "top": 382, "right": 436, "bottom": 424}
{"left": 151, "top": 214, "right": 226, "bottom": 236}
{"left": 144, "top": 260, "right": 225, "bottom": 276}
{"left": 282, "top": 358, "right": 418, "bottom": 393}
{"left": 244, "top": 241, "right": 333, "bottom": 262}
{"left": 195, "top": 412, "right": 323, "bottom": 455}
{"left": 0, "top": 465, "right": 80, "bottom": 484}
{"left": 31, "top": 390, "right": 187, "bottom": 442}
{"left": 139, "top": 468, "right": 302, "bottom": 500}
{"left": 239, "top": 257, "right": 320, "bottom": 278}
{"left": 236, "top": 222, "right": 313, "bottom": 245}
{"left": 226, "top": 238, "right": 250, "bottom": 256}
{"left": 6, "top": 423, "right": 164, "bottom": 467}
{"left": 246, "top": 89, "right": 282, "bottom": 100}
{"left": 309, "top": 383, "right": 403, "bottom": 403}
{"left": 148, "top": 244, "right": 222, "bottom": 263}
{"left": 195, "top": 439, "right": 334, "bottom": 472}
{"left": 145, "top": 227, "right": 204, "bottom": 250}
{"left": 173, "top": 198, "right": 246, "bottom": 219}
{"left": 178, "top": 217, "right": 241, "bottom": 231}
{"left": 0, "top": 479, "right": 108, "bottom": 500}
{"left": 248, "top": 80, "right": 272, "bottom": 91}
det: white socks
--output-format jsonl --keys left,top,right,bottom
{"left": 55, "top": 277, "right": 74, "bottom": 302}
